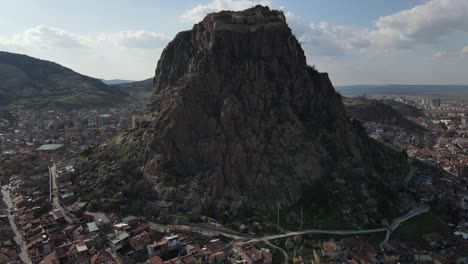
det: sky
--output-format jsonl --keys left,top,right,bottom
{"left": 0, "top": 0, "right": 467, "bottom": 85}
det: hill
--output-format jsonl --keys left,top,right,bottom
{"left": 380, "top": 100, "right": 425, "bottom": 118}
{"left": 77, "top": 6, "right": 409, "bottom": 228}
{"left": 337, "top": 85, "right": 468, "bottom": 95}
{"left": 101, "top": 79, "right": 135, "bottom": 85}
{"left": 0, "top": 51, "right": 129, "bottom": 110}
{"left": 110, "top": 78, "right": 153, "bottom": 102}
{"left": 343, "top": 97, "right": 425, "bottom": 133}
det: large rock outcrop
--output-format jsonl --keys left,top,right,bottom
{"left": 143, "top": 6, "right": 407, "bottom": 224}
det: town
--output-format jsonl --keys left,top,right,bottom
{"left": 0, "top": 94, "right": 467, "bottom": 264}
{"left": 0, "top": 106, "right": 276, "bottom": 264}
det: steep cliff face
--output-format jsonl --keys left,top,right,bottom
{"left": 143, "top": 6, "right": 406, "bottom": 223}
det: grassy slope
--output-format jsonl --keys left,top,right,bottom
{"left": 76, "top": 127, "right": 155, "bottom": 215}
{"left": 390, "top": 212, "right": 451, "bottom": 249}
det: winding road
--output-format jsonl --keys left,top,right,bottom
{"left": 145, "top": 159, "right": 426, "bottom": 263}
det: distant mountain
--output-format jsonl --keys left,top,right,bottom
{"left": 343, "top": 97, "right": 425, "bottom": 133}
{"left": 101, "top": 79, "right": 135, "bottom": 85}
{"left": 110, "top": 78, "right": 153, "bottom": 91}
{"left": 110, "top": 78, "right": 153, "bottom": 102}
{"left": 0, "top": 51, "right": 129, "bottom": 110}
{"left": 337, "top": 85, "right": 468, "bottom": 95}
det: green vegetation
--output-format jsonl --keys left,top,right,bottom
{"left": 75, "top": 127, "right": 157, "bottom": 216}
{"left": 390, "top": 212, "right": 451, "bottom": 249}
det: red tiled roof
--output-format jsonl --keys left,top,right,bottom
{"left": 90, "top": 251, "right": 117, "bottom": 264}
{"left": 149, "top": 255, "right": 163, "bottom": 264}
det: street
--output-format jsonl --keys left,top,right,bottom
{"left": 1, "top": 186, "right": 32, "bottom": 264}
{"left": 49, "top": 163, "right": 73, "bottom": 223}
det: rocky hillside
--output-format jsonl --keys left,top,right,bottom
{"left": 0, "top": 51, "right": 129, "bottom": 110}
{"left": 137, "top": 6, "right": 409, "bottom": 226}
{"left": 75, "top": 127, "right": 158, "bottom": 216}
{"left": 343, "top": 97, "right": 425, "bottom": 133}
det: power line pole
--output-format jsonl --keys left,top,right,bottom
{"left": 277, "top": 202, "right": 280, "bottom": 231}
{"left": 300, "top": 203, "right": 303, "bottom": 230}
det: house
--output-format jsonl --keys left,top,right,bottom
{"left": 147, "top": 255, "right": 164, "bottom": 264}
{"left": 239, "top": 246, "right": 263, "bottom": 264}
{"left": 205, "top": 239, "right": 224, "bottom": 254}
{"left": 114, "top": 223, "right": 131, "bottom": 233}
{"left": 74, "top": 254, "right": 91, "bottom": 264}
{"left": 49, "top": 209, "right": 65, "bottom": 224}
{"left": 90, "top": 251, "right": 118, "bottom": 264}
{"left": 164, "top": 235, "right": 180, "bottom": 251}
{"left": 66, "top": 202, "right": 87, "bottom": 217}
{"left": 73, "top": 226, "right": 87, "bottom": 240}
{"left": 130, "top": 231, "right": 152, "bottom": 251}
{"left": 208, "top": 252, "right": 225, "bottom": 264}
{"left": 162, "top": 257, "right": 180, "bottom": 264}
{"left": 292, "top": 256, "right": 303, "bottom": 264}
{"left": 184, "top": 244, "right": 205, "bottom": 259}
{"left": 83, "top": 212, "right": 112, "bottom": 233}
{"left": 0, "top": 247, "right": 17, "bottom": 264}
{"left": 0, "top": 226, "right": 14, "bottom": 246}
{"left": 110, "top": 232, "right": 130, "bottom": 252}
{"left": 383, "top": 249, "right": 400, "bottom": 263}
{"left": 27, "top": 237, "right": 54, "bottom": 264}
{"left": 180, "top": 255, "right": 195, "bottom": 264}
{"left": 414, "top": 251, "right": 446, "bottom": 264}
{"left": 66, "top": 242, "right": 89, "bottom": 262}
{"left": 260, "top": 249, "right": 272, "bottom": 264}
{"left": 147, "top": 240, "right": 168, "bottom": 257}
{"left": 122, "top": 215, "right": 139, "bottom": 226}
{"left": 87, "top": 222, "right": 100, "bottom": 235}
{"left": 163, "top": 255, "right": 195, "bottom": 264}
{"left": 423, "top": 232, "right": 443, "bottom": 247}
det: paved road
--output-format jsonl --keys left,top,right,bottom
{"left": 403, "top": 159, "right": 416, "bottom": 187}
{"left": 1, "top": 186, "right": 32, "bottom": 264}
{"left": 49, "top": 164, "right": 73, "bottom": 223}
{"left": 264, "top": 240, "right": 288, "bottom": 264}
{"left": 148, "top": 221, "right": 249, "bottom": 240}
{"left": 247, "top": 227, "right": 387, "bottom": 243}
{"left": 380, "top": 205, "right": 429, "bottom": 250}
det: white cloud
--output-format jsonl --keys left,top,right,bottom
{"left": 99, "top": 31, "right": 171, "bottom": 50}
{"left": 461, "top": 46, "right": 468, "bottom": 58}
{"left": 179, "top": 0, "right": 271, "bottom": 23}
{"left": 432, "top": 51, "right": 451, "bottom": 59}
{"left": 0, "top": 25, "right": 88, "bottom": 49}
{"left": 368, "top": 0, "right": 468, "bottom": 50}
{"left": 281, "top": 0, "right": 468, "bottom": 59}
{"left": 0, "top": 25, "right": 170, "bottom": 51}
{"left": 0, "top": 25, "right": 170, "bottom": 80}
{"left": 284, "top": 11, "right": 367, "bottom": 58}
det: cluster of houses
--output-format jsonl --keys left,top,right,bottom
{"left": 147, "top": 239, "right": 272, "bottom": 264}
{"left": 0, "top": 204, "right": 17, "bottom": 263}
{"left": 3, "top": 169, "right": 274, "bottom": 264}
{"left": 317, "top": 235, "right": 468, "bottom": 263}
{"left": 319, "top": 237, "right": 379, "bottom": 263}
